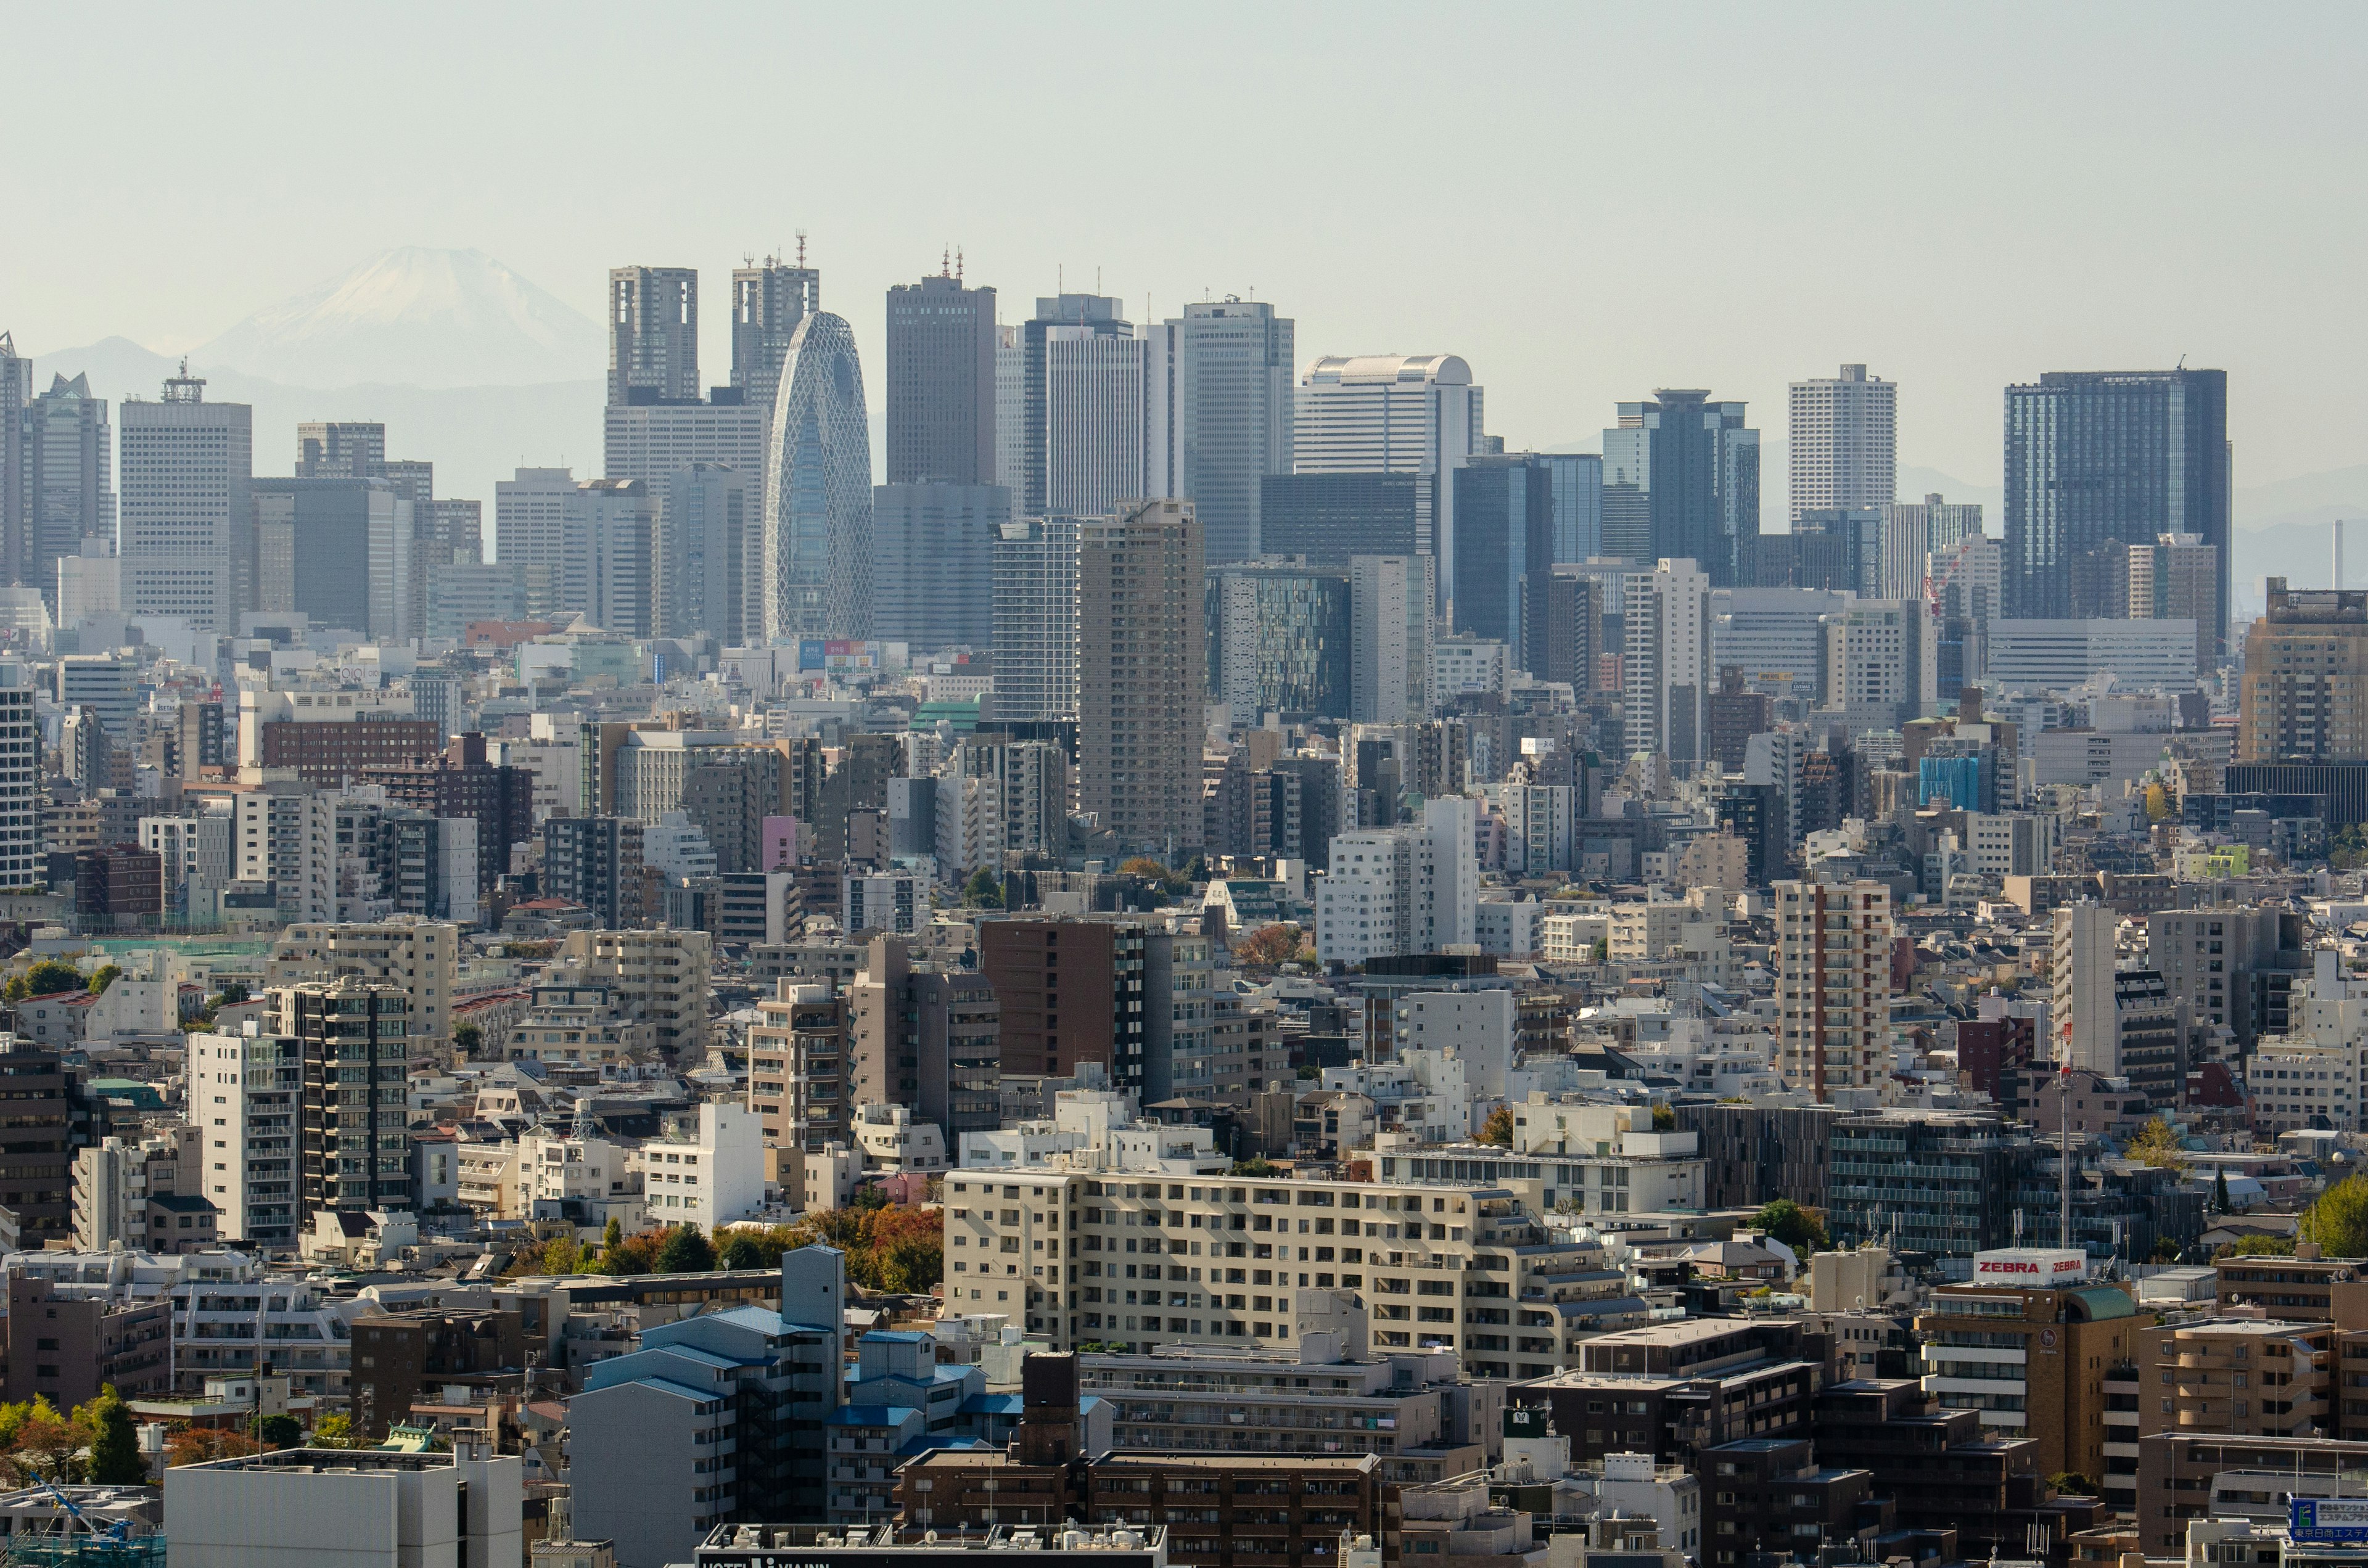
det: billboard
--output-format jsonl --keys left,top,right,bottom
{"left": 2292, "top": 1498, "right": 2368, "bottom": 1542}
{"left": 799, "top": 639, "right": 882, "bottom": 673}
{"left": 1971, "top": 1248, "right": 2089, "bottom": 1285}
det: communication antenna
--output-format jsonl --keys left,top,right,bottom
{"left": 956, "top": 248, "right": 964, "bottom": 284}
{"left": 942, "top": 244, "right": 952, "bottom": 279}
{"left": 796, "top": 231, "right": 808, "bottom": 268}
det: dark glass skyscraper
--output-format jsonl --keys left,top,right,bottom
{"left": 1600, "top": 389, "right": 1759, "bottom": 586}
{"left": 884, "top": 269, "right": 998, "bottom": 485}
{"left": 1452, "top": 455, "right": 1555, "bottom": 669}
{"left": 2002, "top": 368, "right": 2229, "bottom": 647}
{"left": 1259, "top": 471, "right": 1431, "bottom": 565}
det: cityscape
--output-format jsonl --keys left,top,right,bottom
{"left": 7, "top": 9, "right": 2368, "bottom": 1568}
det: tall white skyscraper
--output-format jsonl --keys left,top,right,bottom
{"left": 1622, "top": 557, "right": 1711, "bottom": 761}
{"left": 117, "top": 363, "right": 250, "bottom": 631}
{"left": 1143, "top": 298, "right": 1294, "bottom": 567}
{"left": 494, "top": 467, "right": 574, "bottom": 622}
{"left": 1788, "top": 364, "right": 1896, "bottom": 525}
{"left": 1877, "top": 492, "right": 1984, "bottom": 600}
{"left": 992, "top": 323, "right": 1027, "bottom": 495}
{"left": 1019, "top": 295, "right": 1145, "bottom": 520}
{"left": 563, "top": 479, "right": 655, "bottom": 638}
{"left": 762, "top": 311, "right": 873, "bottom": 643}
{"left": 0, "top": 335, "right": 28, "bottom": 591}
{"left": 1350, "top": 553, "right": 1432, "bottom": 723}
{"left": 1294, "top": 355, "right": 1482, "bottom": 610}
{"left": 991, "top": 517, "right": 1079, "bottom": 721}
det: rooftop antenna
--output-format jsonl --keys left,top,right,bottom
{"left": 2338, "top": 519, "right": 2346, "bottom": 592}
{"left": 942, "top": 244, "right": 952, "bottom": 279}
{"left": 956, "top": 247, "right": 964, "bottom": 284}
{"left": 796, "top": 230, "right": 808, "bottom": 268}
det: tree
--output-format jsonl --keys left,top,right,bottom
{"left": 253, "top": 1413, "right": 303, "bottom": 1450}
{"left": 310, "top": 1412, "right": 356, "bottom": 1449}
{"left": 86, "top": 964, "right": 122, "bottom": 995}
{"left": 77, "top": 1387, "right": 144, "bottom": 1485}
{"left": 2049, "top": 1471, "right": 2099, "bottom": 1498}
{"left": 2152, "top": 1237, "right": 2185, "bottom": 1264}
{"left": 452, "top": 1022, "right": 483, "bottom": 1057}
{"left": 7, "top": 1398, "right": 81, "bottom": 1484}
{"left": 2216, "top": 1233, "right": 2296, "bottom": 1258}
{"left": 1651, "top": 1104, "right": 1677, "bottom": 1131}
{"left": 2214, "top": 1165, "right": 2232, "bottom": 1213}
{"left": 1230, "top": 1157, "right": 1278, "bottom": 1178}
{"left": 2302, "top": 1173, "right": 2368, "bottom": 1258}
{"left": 2143, "top": 783, "right": 2173, "bottom": 823}
{"left": 1753, "top": 1199, "right": 1830, "bottom": 1254}
{"left": 165, "top": 1426, "right": 261, "bottom": 1468}
{"left": 1478, "top": 1107, "right": 1515, "bottom": 1147}
{"left": 961, "top": 867, "right": 1004, "bottom": 909}
{"left": 1119, "top": 858, "right": 1170, "bottom": 882}
{"left": 2125, "top": 1115, "right": 2189, "bottom": 1175}
{"left": 15, "top": 961, "right": 81, "bottom": 999}
{"left": 657, "top": 1225, "right": 717, "bottom": 1274}
{"left": 1590, "top": 937, "right": 1609, "bottom": 965}
{"left": 718, "top": 1233, "right": 771, "bottom": 1271}
{"left": 1233, "top": 924, "right": 1301, "bottom": 969}
{"left": 602, "top": 1216, "right": 624, "bottom": 1254}
{"left": 215, "top": 980, "right": 250, "bottom": 1007}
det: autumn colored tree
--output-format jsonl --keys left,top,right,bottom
{"left": 1119, "top": 858, "right": 1170, "bottom": 882}
{"left": 165, "top": 1426, "right": 262, "bottom": 1469}
{"left": 2125, "top": 1116, "right": 2189, "bottom": 1175}
{"left": 1478, "top": 1107, "right": 1515, "bottom": 1146}
{"left": 310, "top": 1412, "right": 356, "bottom": 1448}
{"left": 1233, "top": 924, "right": 1301, "bottom": 969}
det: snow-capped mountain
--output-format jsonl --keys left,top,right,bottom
{"left": 196, "top": 247, "right": 601, "bottom": 388}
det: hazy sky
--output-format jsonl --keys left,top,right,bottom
{"left": 8, "top": 2, "right": 2366, "bottom": 492}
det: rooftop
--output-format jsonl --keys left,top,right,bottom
{"left": 700, "top": 1525, "right": 1166, "bottom": 1555}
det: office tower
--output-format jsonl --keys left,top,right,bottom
{"left": 1791, "top": 505, "right": 1884, "bottom": 596}
{"left": 22, "top": 373, "right": 113, "bottom": 609}
{"left": 1788, "top": 364, "right": 1896, "bottom": 523}
{"left": 732, "top": 249, "right": 822, "bottom": 420}
{"left": 1538, "top": 452, "right": 1603, "bottom": 564}
{"left": 495, "top": 466, "right": 571, "bottom": 620}
{"left": 1295, "top": 354, "right": 1482, "bottom": 607}
{"left": 871, "top": 482, "right": 1005, "bottom": 653}
{"left": 1452, "top": 454, "right": 1555, "bottom": 668}
{"left": 0, "top": 335, "right": 25, "bottom": 588}
{"left": 116, "top": 363, "right": 250, "bottom": 631}
{"left": 2003, "top": 368, "right": 2230, "bottom": 644}
{"left": 1259, "top": 471, "right": 1432, "bottom": 566}
{"left": 651, "top": 464, "right": 756, "bottom": 642}
{"left": 1351, "top": 554, "right": 1431, "bottom": 723}
{"left": 992, "top": 322, "right": 1027, "bottom": 493}
{"left": 2238, "top": 578, "right": 2368, "bottom": 763}
{"left": 1078, "top": 499, "right": 1206, "bottom": 854}
{"left": 1601, "top": 390, "right": 1760, "bottom": 587}
{"left": 1536, "top": 567, "right": 1601, "bottom": 694}
{"left": 1019, "top": 293, "right": 1148, "bottom": 519}
{"left": 1146, "top": 298, "right": 1294, "bottom": 566}
{"left": 543, "top": 815, "right": 648, "bottom": 927}
{"left": 279, "top": 979, "right": 416, "bottom": 1224}
{"left": 1313, "top": 796, "right": 1479, "bottom": 964}
{"left": 1622, "top": 557, "right": 1711, "bottom": 761}
{"left": 602, "top": 398, "right": 766, "bottom": 486}
{"left": 0, "top": 663, "right": 36, "bottom": 887}
{"left": 563, "top": 478, "right": 654, "bottom": 637}
{"left": 1821, "top": 601, "right": 1934, "bottom": 731}
{"left": 1983, "top": 618, "right": 2199, "bottom": 694}
{"left": 992, "top": 516, "right": 1079, "bottom": 720}
{"left": 252, "top": 478, "right": 413, "bottom": 641}
{"left": 2128, "top": 532, "right": 2219, "bottom": 678}
{"left": 885, "top": 268, "right": 997, "bottom": 485}
{"left": 1774, "top": 879, "right": 1894, "bottom": 1098}
{"left": 426, "top": 498, "right": 482, "bottom": 565}
{"left": 1875, "top": 492, "right": 1983, "bottom": 601}
{"left": 607, "top": 265, "right": 699, "bottom": 405}
{"left": 1931, "top": 532, "right": 2002, "bottom": 626}
{"left": 294, "top": 421, "right": 385, "bottom": 477}
{"left": 1212, "top": 562, "right": 1349, "bottom": 724}
{"left": 762, "top": 311, "right": 873, "bottom": 643}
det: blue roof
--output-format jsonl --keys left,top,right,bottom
{"left": 831, "top": 1404, "right": 922, "bottom": 1426}
{"left": 861, "top": 1329, "right": 934, "bottom": 1345}
{"left": 574, "top": 1374, "right": 723, "bottom": 1406}
{"left": 960, "top": 1393, "right": 1026, "bottom": 1416}
{"left": 902, "top": 1434, "right": 990, "bottom": 1456}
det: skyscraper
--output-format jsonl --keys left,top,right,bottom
{"left": 1294, "top": 355, "right": 1482, "bottom": 609}
{"left": 993, "top": 323, "right": 1026, "bottom": 493}
{"left": 1622, "top": 557, "right": 1711, "bottom": 761}
{"left": 0, "top": 335, "right": 28, "bottom": 591}
{"left": 1451, "top": 454, "right": 1555, "bottom": 670}
{"left": 1601, "top": 390, "right": 1759, "bottom": 588}
{"left": 992, "top": 517, "right": 1080, "bottom": 721}
{"left": 1078, "top": 499, "right": 1205, "bottom": 854}
{"left": 1022, "top": 294, "right": 1146, "bottom": 520}
{"left": 607, "top": 266, "right": 701, "bottom": 406}
{"left": 2002, "top": 368, "right": 2230, "bottom": 644}
{"left": 732, "top": 250, "right": 821, "bottom": 421}
{"left": 294, "top": 421, "right": 386, "bottom": 478}
{"left": 1538, "top": 452, "right": 1603, "bottom": 564}
{"left": 885, "top": 268, "right": 997, "bottom": 485}
{"left": 1350, "top": 554, "right": 1431, "bottom": 724}
{"left": 871, "top": 482, "right": 1006, "bottom": 654}
{"left": 117, "top": 363, "right": 251, "bottom": 631}
{"left": 564, "top": 478, "right": 656, "bottom": 638}
{"left": 2237, "top": 578, "right": 2368, "bottom": 764}
{"left": 652, "top": 464, "right": 756, "bottom": 643}
{"left": 493, "top": 467, "right": 573, "bottom": 621}
{"left": 1211, "top": 562, "right": 1349, "bottom": 724}
{"left": 762, "top": 311, "right": 873, "bottom": 643}
{"left": 1877, "top": 492, "right": 1983, "bottom": 600}
{"left": 251, "top": 478, "right": 412, "bottom": 641}
{"left": 2128, "top": 532, "right": 2219, "bottom": 678}
{"left": 1146, "top": 298, "right": 1294, "bottom": 567}
{"left": 1788, "top": 364, "right": 1896, "bottom": 523}
{"left": 22, "top": 372, "right": 113, "bottom": 609}
{"left": 1259, "top": 472, "right": 1432, "bottom": 566}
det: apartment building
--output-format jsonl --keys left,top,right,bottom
{"left": 1773, "top": 879, "right": 1894, "bottom": 1098}
{"left": 266, "top": 918, "right": 459, "bottom": 1054}
{"left": 559, "top": 927, "right": 712, "bottom": 1062}
{"left": 748, "top": 980, "right": 849, "bottom": 1154}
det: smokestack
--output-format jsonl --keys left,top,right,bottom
{"left": 2339, "top": 519, "right": 2346, "bottom": 591}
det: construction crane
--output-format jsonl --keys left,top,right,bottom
{"left": 0, "top": 1471, "right": 135, "bottom": 1564}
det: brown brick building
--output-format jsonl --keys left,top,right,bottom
{"left": 979, "top": 919, "right": 1145, "bottom": 1080}
{"left": 350, "top": 1307, "right": 527, "bottom": 1439}
{"left": 360, "top": 733, "right": 535, "bottom": 892}
{"left": 4, "top": 1272, "right": 170, "bottom": 1408}
{"left": 260, "top": 715, "right": 442, "bottom": 788}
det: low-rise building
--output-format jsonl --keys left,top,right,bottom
{"left": 162, "top": 1446, "right": 524, "bottom": 1568}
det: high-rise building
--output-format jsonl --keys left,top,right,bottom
{"left": 0, "top": 335, "right": 27, "bottom": 589}
{"left": 1019, "top": 294, "right": 1147, "bottom": 520}
{"left": 1774, "top": 879, "right": 1894, "bottom": 1098}
{"left": 732, "top": 250, "right": 821, "bottom": 422}
{"left": 1259, "top": 471, "right": 1431, "bottom": 567}
{"left": 762, "top": 311, "right": 873, "bottom": 643}
{"left": 493, "top": 466, "right": 571, "bottom": 620}
{"left": 1313, "top": 796, "right": 1479, "bottom": 965}
{"left": 607, "top": 265, "right": 699, "bottom": 406}
{"left": 280, "top": 978, "right": 415, "bottom": 1225}
{"left": 1788, "top": 364, "right": 1896, "bottom": 523}
{"left": 847, "top": 936, "right": 1001, "bottom": 1149}
{"left": 543, "top": 815, "right": 648, "bottom": 929}
{"left": 2238, "top": 578, "right": 2368, "bottom": 763}
{"left": 252, "top": 478, "right": 413, "bottom": 641}
{"left": 651, "top": 464, "right": 756, "bottom": 643}
{"left": 1350, "top": 554, "right": 1431, "bottom": 723}
{"left": 1211, "top": 562, "right": 1349, "bottom": 724}
{"left": 22, "top": 372, "right": 113, "bottom": 609}
{"left": 2128, "top": 533, "right": 2220, "bottom": 679}
{"left": 192, "top": 1026, "right": 298, "bottom": 1247}
{"left": 1451, "top": 454, "right": 1555, "bottom": 669}
{"left": 992, "top": 517, "right": 1079, "bottom": 720}
{"left": 1294, "top": 355, "right": 1482, "bottom": 608}
{"left": 1877, "top": 493, "right": 1983, "bottom": 600}
{"left": 2002, "top": 368, "right": 2230, "bottom": 644}
{"left": 1077, "top": 500, "right": 1205, "bottom": 853}
{"left": 1538, "top": 452, "right": 1603, "bottom": 564}
{"left": 0, "top": 663, "right": 39, "bottom": 888}
{"left": 117, "top": 363, "right": 250, "bottom": 631}
{"left": 977, "top": 917, "right": 1156, "bottom": 1088}
{"left": 871, "top": 482, "right": 1006, "bottom": 654}
{"left": 1622, "top": 557, "right": 1712, "bottom": 761}
{"left": 601, "top": 400, "right": 766, "bottom": 490}
{"left": 992, "top": 323, "right": 1026, "bottom": 493}
{"left": 2052, "top": 901, "right": 2122, "bottom": 1072}
{"left": 1146, "top": 298, "right": 1294, "bottom": 567}
{"left": 886, "top": 268, "right": 997, "bottom": 485}
{"left": 1601, "top": 389, "right": 1759, "bottom": 587}
{"left": 233, "top": 778, "right": 338, "bottom": 924}
{"left": 562, "top": 478, "right": 654, "bottom": 638}
{"left": 1820, "top": 600, "right": 1935, "bottom": 731}
{"left": 294, "top": 421, "right": 385, "bottom": 477}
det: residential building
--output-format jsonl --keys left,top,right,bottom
{"left": 192, "top": 1025, "right": 300, "bottom": 1247}
{"left": 2002, "top": 368, "right": 2229, "bottom": 641}
{"left": 266, "top": 919, "right": 460, "bottom": 1051}
{"left": 762, "top": 310, "right": 873, "bottom": 643}
{"left": 279, "top": 979, "right": 415, "bottom": 1227}
{"left": 1601, "top": 389, "right": 1759, "bottom": 586}
{"left": 847, "top": 936, "right": 1001, "bottom": 1149}
{"left": 559, "top": 927, "right": 713, "bottom": 1062}
{"left": 72, "top": 1127, "right": 213, "bottom": 1253}
{"left": 356, "top": 733, "right": 535, "bottom": 895}
{"left": 1788, "top": 364, "right": 1896, "bottom": 524}
{"left": 1774, "top": 879, "right": 1894, "bottom": 1099}
{"left": 1350, "top": 554, "right": 1431, "bottom": 723}
{"left": 1149, "top": 298, "right": 1294, "bottom": 567}
{"left": 1295, "top": 355, "right": 1481, "bottom": 609}
{"left": 3, "top": 1271, "right": 169, "bottom": 1408}
{"left": 2238, "top": 578, "right": 2368, "bottom": 763}
{"left": 631, "top": 1103, "right": 763, "bottom": 1231}
{"left": 2126, "top": 532, "right": 2219, "bottom": 675}
{"left": 1078, "top": 499, "right": 1206, "bottom": 854}
{"left": 542, "top": 816, "right": 647, "bottom": 929}
{"left": 980, "top": 918, "right": 1153, "bottom": 1087}
{"left": 117, "top": 363, "right": 250, "bottom": 631}
{"left": 992, "top": 515, "right": 1080, "bottom": 720}
{"left": 886, "top": 269, "right": 998, "bottom": 486}
{"left": 748, "top": 980, "right": 850, "bottom": 1162}
{"left": 232, "top": 777, "right": 339, "bottom": 924}
{"left": 1315, "top": 797, "right": 1479, "bottom": 966}
{"left": 1622, "top": 558, "right": 1711, "bottom": 761}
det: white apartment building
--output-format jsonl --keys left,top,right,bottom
{"left": 1475, "top": 897, "right": 1542, "bottom": 960}
{"left": 192, "top": 1024, "right": 300, "bottom": 1249}
{"left": 1774, "top": 879, "right": 1894, "bottom": 1099}
{"left": 1607, "top": 901, "right": 1714, "bottom": 964}
{"left": 266, "top": 918, "right": 460, "bottom": 1049}
{"left": 852, "top": 1102, "right": 951, "bottom": 1175}
{"left": 1822, "top": 600, "right": 1934, "bottom": 731}
{"left": 2051, "top": 903, "right": 2120, "bottom": 1075}
{"left": 559, "top": 927, "right": 713, "bottom": 1062}
{"left": 1295, "top": 355, "right": 1482, "bottom": 608}
{"left": 72, "top": 1127, "right": 201, "bottom": 1252}
{"left": 142, "top": 811, "right": 232, "bottom": 908}
{"left": 1397, "top": 991, "right": 1514, "bottom": 1106}
{"left": 1788, "top": 364, "right": 1896, "bottom": 525}
{"left": 0, "top": 662, "right": 39, "bottom": 888}
{"left": 1963, "top": 812, "right": 2055, "bottom": 877}
{"left": 233, "top": 779, "right": 337, "bottom": 923}
{"left": 1540, "top": 910, "right": 1611, "bottom": 964}
{"left": 1315, "top": 796, "right": 1478, "bottom": 966}
{"left": 630, "top": 1102, "right": 765, "bottom": 1231}
{"left": 1498, "top": 784, "right": 1573, "bottom": 874}
{"left": 844, "top": 871, "right": 921, "bottom": 937}
{"left": 1351, "top": 553, "right": 1431, "bottom": 723}
{"left": 1431, "top": 637, "right": 1511, "bottom": 704}
{"left": 510, "top": 1128, "right": 644, "bottom": 1232}
{"left": 1624, "top": 559, "right": 1711, "bottom": 761}
{"left": 991, "top": 517, "right": 1080, "bottom": 721}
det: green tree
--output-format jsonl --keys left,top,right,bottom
{"left": 77, "top": 1387, "right": 144, "bottom": 1485}
{"left": 2125, "top": 1116, "right": 2189, "bottom": 1175}
{"left": 2217, "top": 1233, "right": 2296, "bottom": 1258}
{"left": 1752, "top": 1199, "right": 1830, "bottom": 1254}
{"left": 1230, "top": 1157, "right": 1278, "bottom": 1178}
{"left": 452, "top": 1022, "right": 483, "bottom": 1056}
{"left": 1651, "top": 1103, "right": 1677, "bottom": 1131}
{"left": 1590, "top": 937, "right": 1609, "bottom": 965}
{"left": 253, "top": 1413, "right": 303, "bottom": 1450}
{"left": 2214, "top": 1165, "right": 2232, "bottom": 1213}
{"left": 961, "top": 867, "right": 1004, "bottom": 908}
{"left": 1119, "top": 857, "right": 1170, "bottom": 882}
{"left": 718, "top": 1233, "right": 770, "bottom": 1270}
{"left": 310, "top": 1412, "right": 356, "bottom": 1449}
{"left": 657, "top": 1225, "right": 717, "bottom": 1273}
{"left": 86, "top": 964, "right": 122, "bottom": 995}
{"left": 602, "top": 1216, "right": 623, "bottom": 1254}
{"left": 215, "top": 980, "right": 250, "bottom": 1006}
{"left": 1478, "top": 1107, "right": 1515, "bottom": 1147}
{"left": 17, "top": 961, "right": 81, "bottom": 999}
{"left": 2049, "top": 1471, "right": 2098, "bottom": 1497}
{"left": 2152, "top": 1237, "right": 2185, "bottom": 1264}
{"left": 2302, "top": 1173, "right": 2368, "bottom": 1258}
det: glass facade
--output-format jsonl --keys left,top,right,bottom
{"left": 1211, "top": 567, "right": 1350, "bottom": 721}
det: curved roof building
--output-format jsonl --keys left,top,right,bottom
{"left": 762, "top": 310, "right": 873, "bottom": 643}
